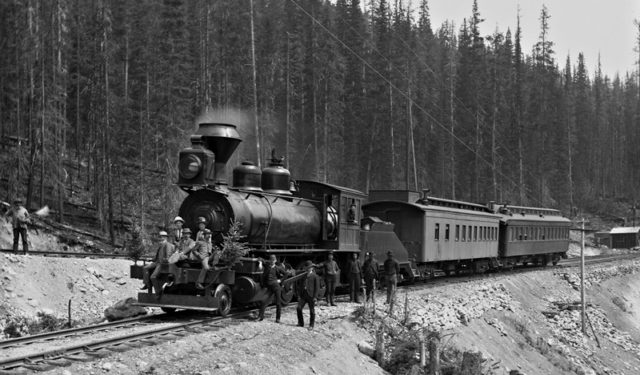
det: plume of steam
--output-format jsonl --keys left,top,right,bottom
{"left": 34, "top": 206, "right": 50, "bottom": 217}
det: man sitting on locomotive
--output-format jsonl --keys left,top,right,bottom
{"left": 258, "top": 254, "right": 287, "bottom": 323}
{"left": 167, "top": 227, "right": 196, "bottom": 286}
{"left": 141, "top": 231, "right": 175, "bottom": 297}
{"left": 194, "top": 229, "right": 217, "bottom": 289}
{"left": 171, "top": 216, "right": 184, "bottom": 244}
{"left": 195, "top": 216, "right": 208, "bottom": 242}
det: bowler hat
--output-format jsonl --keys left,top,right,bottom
{"left": 304, "top": 260, "right": 314, "bottom": 269}
{"left": 182, "top": 228, "right": 192, "bottom": 234}
{"left": 386, "top": 251, "right": 393, "bottom": 256}
{"left": 203, "top": 228, "right": 212, "bottom": 235}
{"left": 159, "top": 231, "right": 168, "bottom": 237}
{"left": 197, "top": 217, "right": 207, "bottom": 224}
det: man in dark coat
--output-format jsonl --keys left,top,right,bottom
{"left": 296, "top": 260, "right": 321, "bottom": 330}
{"left": 348, "top": 252, "right": 362, "bottom": 303}
{"left": 258, "top": 254, "right": 287, "bottom": 322}
{"left": 362, "top": 252, "right": 379, "bottom": 302}
{"left": 322, "top": 252, "right": 339, "bottom": 306}
{"left": 384, "top": 251, "right": 400, "bottom": 304}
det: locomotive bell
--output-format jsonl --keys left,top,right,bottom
{"left": 195, "top": 123, "right": 242, "bottom": 185}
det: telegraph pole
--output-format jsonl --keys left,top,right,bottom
{"left": 580, "top": 217, "right": 586, "bottom": 335}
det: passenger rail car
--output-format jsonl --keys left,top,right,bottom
{"left": 491, "top": 203, "right": 571, "bottom": 267}
{"left": 364, "top": 191, "right": 502, "bottom": 277}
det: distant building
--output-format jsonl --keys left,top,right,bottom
{"left": 609, "top": 227, "right": 640, "bottom": 249}
{"left": 594, "top": 231, "right": 611, "bottom": 248}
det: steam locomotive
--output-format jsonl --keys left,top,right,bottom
{"left": 131, "top": 122, "right": 412, "bottom": 315}
{"left": 130, "top": 121, "right": 570, "bottom": 316}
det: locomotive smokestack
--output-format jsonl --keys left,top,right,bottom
{"left": 195, "top": 123, "right": 242, "bottom": 184}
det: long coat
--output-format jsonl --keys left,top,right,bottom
{"left": 296, "top": 270, "right": 321, "bottom": 300}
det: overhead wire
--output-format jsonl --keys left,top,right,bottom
{"left": 289, "top": 0, "right": 544, "bottom": 206}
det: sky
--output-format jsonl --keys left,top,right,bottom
{"left": 425, "top": 0, "right": 640, "bottom": 78}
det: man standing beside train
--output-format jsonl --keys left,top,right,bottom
{"left": 348, "top": 252, "right": 362, "bottom": 303}
{"left": 323, "top": 251, "right": 339, "bottom": 306}
{"left": 296, "top": 260, "right": 320, "bottom": 330}
{"left": 363, "top": 252, "right": 379, "bottom": 302}
{"left": 258, "top": 254, "right": 287, "bottom": 323}
{"left": 384, "top": 251, "right": 400, "bottom": 304}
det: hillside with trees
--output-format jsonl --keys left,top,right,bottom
{"left": 1, "top": 0, "right": 639, "bottom": 243}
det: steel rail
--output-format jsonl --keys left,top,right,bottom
{"left": 0, "top": 310, "right": 252, "bottom": 370}
{"left": 0, "top": 248, "right": 152, "bottom": 262}
{"left": 0, "top": 313, "right": 168, "bottom": 350}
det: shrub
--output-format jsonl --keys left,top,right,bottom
{"left": 218, "top": 220, "right": 250, "bottom": 266}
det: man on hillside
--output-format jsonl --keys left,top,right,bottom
{"left": 4, "top": 198, "right": 31, "bottom": 253}
{"left": 296, "top": 260, "right": 321, "bottom": 330}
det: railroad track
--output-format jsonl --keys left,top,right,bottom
{"left": 0, "top": 310, "right": 253, "bottom": 372}
{"left": 0, "top": 248, "right": 152, "bottom": 262}
{"left": 395, "top": 251, "right": 640, "bottom": 293}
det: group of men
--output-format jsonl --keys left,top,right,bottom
{"left": 138, "top": 215, "right": 401, "bottom": 328}
{"left": 141, "top": 216, "right": 220, "bottom": 296}
{"left": 329, "top": 250, "right": 400, "bottom": 305}
{"left": 260, "top": 250, "right": 401, "bottom": 330}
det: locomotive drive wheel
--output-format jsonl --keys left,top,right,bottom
{"left": 280, "top": 286, "right": 294, "bottom": 304}
{"left": 214, "top": 284, "right": 232, "bottom": 317}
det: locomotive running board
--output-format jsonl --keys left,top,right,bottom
{"left": 135, "top": 292, "right": 220, "bottom": 311}
{"left": 132, "top": 302, "right": 219, "bottom": 312}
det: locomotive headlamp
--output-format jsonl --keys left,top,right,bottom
{"left": 179, "top": 154, "right": 202, "bottom": 180}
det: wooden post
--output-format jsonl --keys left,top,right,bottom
{"left": 403, "top": 289, "right": 409, "bottom": 325}
{"left": 372, "top": 279, "right": 376, "bottom": 315}
{"left": 429, "top": 333, "right": 440, "bottom": 375}
{"left": 68, "top": 299, "right": 72, "bottom": 327}
{"left": 580, "top": 218, "right": 586, "bottom": 335}
{"left": 376, "top": 325, "right": 385, "bottom": 367}
{"left": 419, "top": 337, "right": 426, "bottom": 367}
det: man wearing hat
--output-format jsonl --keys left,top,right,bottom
{"left": 296, "top": 260, "right": 321, "bottom": 330}
{"left": 4, "top": 198, "right": 31, "bottom": 253}
{"left": 195, "top": 229, "right": 216, "bottom": 289}
{"left": 383, "top": 251, "right": 400, "bottom": 304}
{"left": 195, "top": 217, "right": 208, "bottom": 242}
{"left": 168, "top": 227, "right": 196, "bottom": 285}
{"left": 171, "top": 216, "right": 184, "bottom": 244}
{"left": 142, "top": 230, "right": 175, "bottom": 297}
{"left": 362, "top": 252, "right": 379, "bottom": 302}
{"left": 258, "top": 254, "right": 287, "bottom": 322}
{"left": 322, "top": 251, "right": 339, "bottom": 306}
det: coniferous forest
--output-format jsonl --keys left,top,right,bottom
{"left": 1, "top": 0, "right": 640, "bottom": 241}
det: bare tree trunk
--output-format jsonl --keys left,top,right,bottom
{"left": 285, "top": 33, "right": 290, "bottom": 168}
{"left": 388, "top": 63, "right": 394, "bottom": 188}
{"left": 449, "top": 51, "right": 455, "bottom": 200}
{"left": 323, "top": 79, "right": 328, "bottom": 183}
{"left": 249, "top": 0, "right": 261, "bottom": 168}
